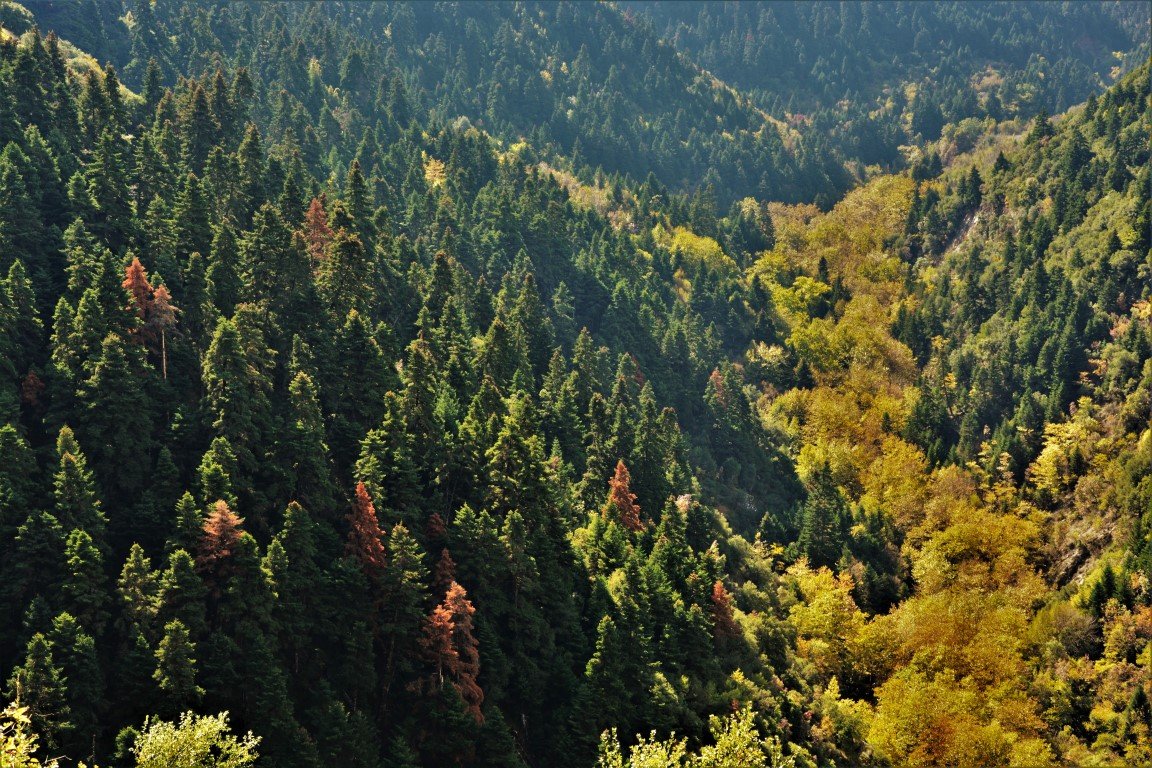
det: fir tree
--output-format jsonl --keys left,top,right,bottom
{"left": 154, "top": 619, "right": 204, "bottom": 715}
{"left": 605, "top": 460, "right": 643, "bottom": 532}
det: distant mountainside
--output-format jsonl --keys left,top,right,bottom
{"left": 630, "top": 0, "right": 1150, "bottom": 168}
{"left": 25, "top": 1, "right": 1148, "bottom": 209}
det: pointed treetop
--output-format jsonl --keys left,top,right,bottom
{"left": 607, "top": 459, "right": 643, "bottom": 532}
{"left": 347, "top": 481, "right": 386, "bottom": 579}
{"left": 710, "top": 580, "right": 739, "bottom": 641}
{"left": 301, "top": 195, "right": 332, "bottom": 265}
{"left": 432, "top": 547, "right": 457, "bottom": 599}
{"left": 196, "top": 499, "right": 245, "bottom": 594}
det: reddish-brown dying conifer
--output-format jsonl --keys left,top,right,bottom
{"left": 196, "top": 499, "right": 245, "bottom": 596}
{"left": 444, "top": 581, "right": 483, "bottom": 722}
{"left": 123, "top": 256, "right": 153, "bottom": 319}
{"left": 413, "top": 580, "right": 484, "bottom": 723}
{"left": 607, "top": 459, "right": 643, "bottom": 532}
{"left": 710, "top": 579, "right": 740, "bottom": 641}
{"left": 149, "top": 283, "right": 177, "bottom": 379}
{"left": 302, "top": 195, "right": 333, "bottom": 266}
{"left": 347, "top": 481, "right": 386, "bottom": 580}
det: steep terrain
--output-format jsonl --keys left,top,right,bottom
{"left": 631, "top": 0, "right": 1151, "bottom": 170}
{"left": 0, "top": 2, "right": 1149, "bottom": 768}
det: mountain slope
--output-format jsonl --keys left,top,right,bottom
{"left": 631, "top": 0, "right": 1150, "bottom": 168}
{"left": 0, "top": 3, "right": 1149, "bottom": 768}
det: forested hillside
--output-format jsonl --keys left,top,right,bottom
{"left": 0, "top": 2, "right": 1149, "bottom": 768}
{"left": 631, "top": 1, "right": 1150, "bottom": 170}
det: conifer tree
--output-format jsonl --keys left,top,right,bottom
{"left": 379, "top": 522, "right": 428, "bottom": 692}
{"left": 279, "top": 371, "right": 337, "bottom": 518}
{"left": 202, "top": 316, "right": 272, "bottom": 484}
{"left": 53, "top": 426, "right": 107, "bottom": 538}
{"left": 8, "top": 510, "right": 66, "bottom": 612}
{"left": 123, "top": 255, "right": 154, "bottom": 321}
{"left": 417, "top": 581, "right": 484, "bottom": 724}
{"left": 318, "top": 228, "right": 373, "bottom": 316}
{"left": 158, "top": 548, "right": 208, "bottom": 641}
{"left": 85, "top": 131, "right": 135, "bottom": 252}
{"left": 154, "top": 619, "right": 204, "bottom": 715}
{"left": 117, "top": 543, "right": 159, "bottom": 641}
{"left": 344, "top": 159, "right": 374, "bottom": 247}
{"left": 709, "top": 580, "right": 739, "bottom": 643}
{"left": 356, "top": 393, "right": 422, "bottom": 525}
{"left": 301, "top": 196, "right": 332, "bottom": 267}
{"left": 47, "top": 612, "right": 104, "bottom": 759}
{"left": 797, "top": 463, "right": 848, "bottom": 570}
{"left": 347, "top": 481, "right": 387, "bottom": 584}
{"left": 196, "top": 500, "right": 245, "bottom": 599}
{"left": 329, "top": 309, "right": 392, "bottom": 473}
{"left": 61, "top": 529, "right": 110, "bottom": 633}
{"left": 5, "top": 633, "right": 70, "bottom": 753}
{"left": 263, "top": 502, "right": 322, "bottom": 676}
{"left": 78, "top": 333, "right": 153, "bottom": 500}
{"left": 605, "top": 460, "right": 643, "bottom": 532}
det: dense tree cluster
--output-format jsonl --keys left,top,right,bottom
{"left": 633, "top": 1, "right": 1150, "bottom": 170}
{"left": 0, "top": 5, "right": 807, "bottom": 767}
{"left": 0, "top": 2, "right": 1149, "bottom": 767}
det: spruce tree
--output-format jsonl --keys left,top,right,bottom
{"left": 154, "top": 619, "right": 204, "bottom": 715}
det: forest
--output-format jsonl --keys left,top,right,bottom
{"left": 0, "top": 1, "right": 1148, "bottom": 767}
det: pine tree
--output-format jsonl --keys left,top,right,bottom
{"left": 180, "top": 82, "right": 218, "bottom": 171}
{"left": 123, "top": 255, "right": 154, "bottom": 321}
{"left": 196, "top": 500, "right": 245, "bottom": 599}
{"left": 318, "top": 227, "right": 373, "bottom": 316}
{"left": 117, "top": 542, "right": 159, "bottom": 641}
{"left": 279, "top": 371, "right": 337, "bottom": 518}
{"left": 198, "top": 436, "right": 240, "bottom": 513}
{"left": 53, "top": 425, "right": 107, "bottom": 538}
{"left": 0, "top": 146, "right": 46, "bottom": 284}
{"left": 380, "top": 522, "right": 428, "bottom": 694}
{"left": 329, "top": 309, "right": 392, "bottom": 474}
{"left": 347, "top": 481, "right": 386, "bottom": 583}
{"left": 85, "top": 131, "right": 134, "bottom": 252}
{"left": 400, "top": 336, "right": 447, "bottom": 498}
{"left": 5, "top": 633, "right": 70, "bottom": 753}
{"left": 344, "top": 159, "right": 374, "bottom": 248}
{"left": 355, "top": 394, "right": 422, "bottom": 527}
{"left": 0, "top": 424, "right": 37, "bottom": 536}
{"left": 154, "top": 619, "right": 204, "bottom": 715}
{"left": 797, "top": 463, "right": 848, "bottom": 570}
{"left": 8, "top": 510, "right": 66, "bottom": 611}
{"left": 172, "top": 171, "right": 213, "bottom": 264}
{"left": 709, "top": 580, "right": 739, "bottom": 643}
{"left": 158, "top": 548, "right": 208, "bottom": 640}
{"left": 238, "top": 205, "right": 311, "bottom": 336}
{"left": 148, "top": 282, "right": 177, "bottom": 380}
{"left": 47, "top": 612, "right": 104, "bottom": 760}
{"left": 418, "top": 581, "right": 484, "bottom": 724}
{"left": 605, "top": 460, "right": 643, "bottom": 532}
{"left": 235, "top": 123, "right": 266, "bottom": 224}
{"left": 2, "top": 260, "right": 44, "bottom": 387}
{"left": 264, "top": 501, "right": 322, "bottom": 676}
{"left": 78, "top": 333, "right": 153, "bottom": 501}
{"left": 62, "top": 528, "right": 110, "bottom": 633}
{"left": 202, "top": 316, "right": 272, "bottom": 482}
